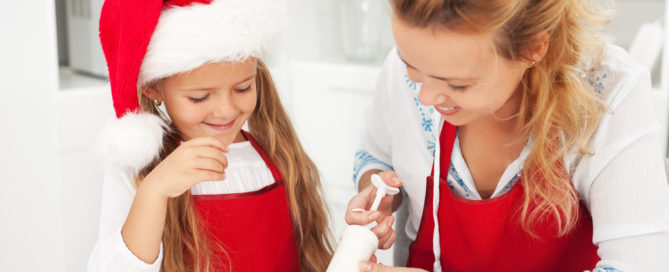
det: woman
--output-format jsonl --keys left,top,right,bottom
{"left": 346, "top": 0, "right": 669, "bottom": 271}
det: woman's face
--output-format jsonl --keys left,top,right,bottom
{"left": 392, "top": 15, "right": 532, "bottom": 127}
{"left": 147, "top": 58, "right": 258, "bottom": 144}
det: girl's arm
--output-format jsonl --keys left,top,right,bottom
{"left": 88, "top": 137, "right": 227, "bottom": 271}
{"left": 120, "top": 180, "right": 168, "bottom": 264}
{"left": 120, "top": 137, "right": 227, "bottom": 263}
{"left": 87, "top": 168, "right": 165, "bottom": 272}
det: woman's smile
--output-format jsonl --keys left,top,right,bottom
{"left": 435, "top": 105, "right": 461, "bottom": 116}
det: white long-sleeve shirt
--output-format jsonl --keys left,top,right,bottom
{"left": 353, "top": 45, "right": 669, "bottom": 271}
{"left": 88, "top": 141, "right": 275, "bottom": 272}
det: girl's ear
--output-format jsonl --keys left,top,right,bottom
{"left": 141, "top": 83, "right": 163, "bottom": 101}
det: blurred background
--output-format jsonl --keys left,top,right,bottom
{"left": 0, "top": 0, "right": 667, "bottom": 271}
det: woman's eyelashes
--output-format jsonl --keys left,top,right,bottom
{"left": 449, "top": 84, "right": 469, "bottom": 91}
{"left": 234, "top": 85, "right": 252, "bottom": 93}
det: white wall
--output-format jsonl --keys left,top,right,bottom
{"left": 55, "top": 86, "right": 113, "bottom": 270}
{"left": 0, "top": 1, "right": 65, "bottom": 271}
{"left": 0, "top": 1, "right": 667, "bottom": 271}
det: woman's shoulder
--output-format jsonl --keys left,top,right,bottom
{"left": 568, "top": 44, "right": 662, "bottom": 198}
{"left": 586, "top": 44, "right": 651, "bottom": 108}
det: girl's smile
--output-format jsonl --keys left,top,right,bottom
{"left": 203, "top": 118, "right": 238, "bottom": 132}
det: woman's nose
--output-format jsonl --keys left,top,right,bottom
{"left": 417, "top": 81, "right": 448, "bottom": 107}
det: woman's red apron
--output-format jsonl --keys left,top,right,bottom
{"left": 406, "top": 123, "right": 599, "bottom": 272}
{"left": 192, "top": 131, "right": 300, "bottom": 271}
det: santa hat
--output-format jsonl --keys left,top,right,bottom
{"left": 97, "top": 0, "right": 281, "bottom": 174}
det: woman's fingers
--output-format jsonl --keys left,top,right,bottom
{"left": 345, "top": 186, "right": 378, "bottom": 225}
{"left": 346, "top": 208, "right": 380, "bottom": 226}
{"left": 372, "top": 216, "right": 396, "bottom": 249}
{"left": 359, "top": 261, "right": 427, "bottom": 272}
{"left": 378, "top": 170, "right": 402, "bottom": 188}
{"left": 383, "top": 231, "right": 397, "bottom": 249}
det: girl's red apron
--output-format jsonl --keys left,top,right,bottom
{"left": 192, "top": 131, "right": 300, "bottom": 271}
{"left": 406, "top": 123, "right": 599, "bottom": 272}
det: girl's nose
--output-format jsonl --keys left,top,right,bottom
{"left": 211, "top": 95, "right": 234, "bottom": 118}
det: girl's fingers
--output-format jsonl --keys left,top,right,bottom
{"left": 187, "top": 136, "right": 229, "bottom": 152}
{"left": 194, "top": 169, "right": 226, "bottom": 183}
{"left": 192, "top": 157, "right": 226, "bottom": 174}
{"left": 192, "top": 146, "right": 228, "bottom": 169}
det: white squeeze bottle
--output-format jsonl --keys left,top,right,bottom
{"left": 327, "top": 174, "right": 401, "bottom": 272}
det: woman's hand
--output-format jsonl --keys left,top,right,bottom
{"left": 358, "top": 261, "right": 427, "bottom": 272}
{"left": 345, "top": 170, "right": 403, "bottom": 249}
{"left": 141, "top": 136, "right": 229, "bottom": 198}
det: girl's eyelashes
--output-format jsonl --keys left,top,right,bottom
{"left": 186, "top": 84, "right": 252, "bottom": 102}
{"left": 188, "top": 95, "right": 209, "bottom": 103}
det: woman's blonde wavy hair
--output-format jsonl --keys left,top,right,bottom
{"left": 136, "top": 59, "right": 334, "bottom": 271}
{"left": 391, "top": 0, "right": 612, "bottom": 236}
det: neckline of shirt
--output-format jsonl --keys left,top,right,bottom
{"left": 451, "top": 133, "right": 532, "bottom": 200}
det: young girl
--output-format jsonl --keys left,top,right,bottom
{"left": 88, "top": 0, "right": 332, "bottom": 271}
{"left": 346, "top": 0, "right": 669, "bottom": 271}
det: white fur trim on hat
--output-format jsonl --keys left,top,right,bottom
{"left": 97, "top": 112, "right": 169, "bottom": 174}
{"left": 137, "top": 0, "right": 283, "bottom": 86}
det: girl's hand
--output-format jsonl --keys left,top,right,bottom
{"left": 345, "top": 171, "right": 403, "bottom": 249}
{"left": 141, "top": 137, "right": 229, "bottom": 198}
{"left": 358, "top": 261, "right": 427, "bottom": 272}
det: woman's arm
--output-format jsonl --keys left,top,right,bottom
{"left": 575, "top": 61, "right": 669, "bottom": 271}
{"left": 587, "top": 132, "right": 669, "bottom": 272}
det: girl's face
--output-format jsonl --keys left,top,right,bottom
{"left": 391, "top": 15, "right": 532, "bottom": 127}
{"left": 148, "top": 58, "right": 258, "bottom": 144}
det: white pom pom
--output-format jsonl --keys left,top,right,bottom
{"left": 96, "top": 112, "right": 169, "bottom": 174}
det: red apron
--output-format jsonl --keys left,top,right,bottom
{"left": 406, "top": 123, "right": 599, "bottom": 272}
{"left": 192, "top": 131, "right": 300, "bottom": 271}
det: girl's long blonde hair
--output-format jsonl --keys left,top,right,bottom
{"left": 137, "top": 59, "right": 333, "bottom": 271}
{"left": 391, "top": 0, "right": 611, "bottom": 236}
